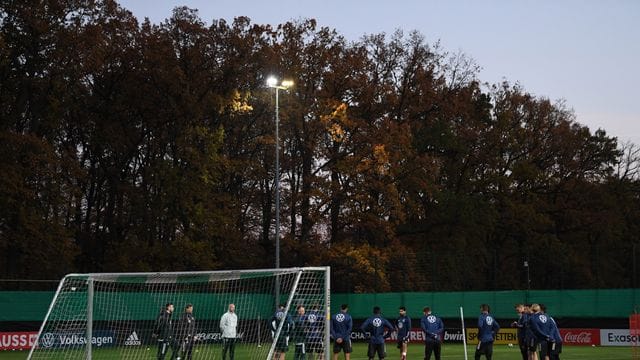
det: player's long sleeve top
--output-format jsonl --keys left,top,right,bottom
{"left": 515, "top": 312, "right": 529, "bottom": 344}
{"left": 477, "top": 313, "right": 500, "bottom": 343}
{"left": 307, "top": 310, "right": 324, "bottom": 341}
{"left": 396, "top": 315, "right": 412, "bottom": 341}
{"left": 292, "top": 314, "right": 308, "bottom": 344}
{"left": 360, "top": 315, "right": 394, "bottom": 344}
{"left": 421, "top": 314, "right": 444, "bottom": 342}
{"left": 154, "top": 310, "right": 173, "bottom": 340}
{"left": 270, "top": 309, "right": 293, "bottom": 337}
{"left": 529, "top": 312, "right": 553, "bottom": 343}
{"left": 549, "top": 316, "right": 562, "bottom": 344}
{"left": 524, "top": 314, "right": 535, "bottom": 344}
{"left": 330, "top": 311, "right": 352, "bottom": 340}
{"left": 220, "top": 311, "right": 238, "bottom": 338}
{"left": 177, "top": 312, "right": 196, "bottom": 340}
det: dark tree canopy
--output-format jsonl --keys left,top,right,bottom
{"left": 1, "top": 0, "right": 638, "bottom": 292}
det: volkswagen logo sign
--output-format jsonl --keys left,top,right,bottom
{"left": 40, "top": 333, "right": 55, "bottom": 348}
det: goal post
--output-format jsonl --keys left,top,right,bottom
{"left": 27, "top": 267, "right": 330, "bottom": 360}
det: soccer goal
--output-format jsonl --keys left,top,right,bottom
{"left": 27, "top": 267, "right": 330, "bottom": 360}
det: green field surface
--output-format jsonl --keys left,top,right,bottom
{"left": 0, "top": 343, "right": 635, "bottom": 360}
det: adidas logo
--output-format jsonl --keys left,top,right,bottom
{"left": 124, "top": 331, "right": 142, "bottom": 346}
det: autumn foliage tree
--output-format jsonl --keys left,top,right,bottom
{"left": 1, "top": 0, "right": 638, "bottom": 292}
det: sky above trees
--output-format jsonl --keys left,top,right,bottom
{"left": 118, "top": 0, "right": 640, "bottom": 146}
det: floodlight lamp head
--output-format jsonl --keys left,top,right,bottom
{"left": 266, "top": 76, "right": 278, "bottom": 87}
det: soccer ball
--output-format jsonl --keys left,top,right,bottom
{"left": 508, "top": 343, "right": 513, "bottom": 347}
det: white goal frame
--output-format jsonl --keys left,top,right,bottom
{"left": 27, "top": 267, "right": 331, "bottom": 360}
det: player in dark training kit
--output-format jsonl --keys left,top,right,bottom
{"left": 271, "top": 304, "right": 294, "bottom": 360}
{"left": 292, "top": 305, "right": 308, "bottom": 360}
{"left": 176, "top": 303, "right": 196, "bottom": 360}
{"left": 307, "top": 304, "right": 325, "bottom": 360}
{"left": 420, "top": 307, "right": 444, "bottom": 360}
{"left": 153, "top": 303, "right": 177, "bottom": 360}
{"left": 360, "top": 306, "right": 394, "bottom": 360}
{"left": 530, "top": 304, "right": 554, "bottom": 360}
{"left": 331, "top": 304, "right": 353, "bottom": 360}
{"left": 395, "top": 306, "right": 411, "bottom": 360}
{"left": 539, "top": 304, "right": 562, "bottom": 360}
{"left": 511, "top": 304, "right": 529, "bottom": 360}
{"left": 475, "top": 304, "right": 500, "bottom": 360}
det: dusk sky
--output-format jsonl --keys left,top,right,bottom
{"left": 118, "top": 0, "right": 640, "bottom": 145}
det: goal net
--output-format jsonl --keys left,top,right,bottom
{"left": 27, "top": 267, "right": 330, "bottom": 360}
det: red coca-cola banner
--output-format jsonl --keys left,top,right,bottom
{"left": 0, "top": 331, "right": 39, "bottom": 350}
{"left": 559, "top": 328, "right": 600, "bottom": 346}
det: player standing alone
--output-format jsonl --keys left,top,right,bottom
{"left": 360, "top": 306, "right": 394, "bottom": 360}
{"left": 152, "top": 303, "right": 177, "bottom": 360}
{"left": 331, "top": 304, "right": 353, "bottom": 360}
{"left": 220, "top": 303, "right": 238, "bottom": 360}
{"left": 420, "top": 306, "right": 444, "bottom": 360}
{"left": 475, "top": 304, "right": 500, "bottom": 360}
{"left": 395, "top": 306, "right": 411, "bottom": 360}
{"left": 176, "top": 303, "right": 196, "bottom": 360}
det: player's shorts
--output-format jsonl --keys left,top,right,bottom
{"left": 397, "top": 338, "right": 408, "bottom": 348}
{"left": 475, "top": 341, "right": 493, "bottom": 356}
{"left": 518, "top": 341, "right": 527, "bottom": 351}
{"left": 367, "top": 343, "right": 386, "bottom": 359}
{"left": 275, "top": 336, "right": 289, "bottom": 352}
{"left": 538, "top": 340, "right": 550, "bottom": 358}
{"left": 551, "top": 341, "right": 562, "bottom": 354}
{"left": 333, "top": 338, "right": 352, "bottom": 354}
{"left": 424, "top": 340, "right": 441, "bottom": 353}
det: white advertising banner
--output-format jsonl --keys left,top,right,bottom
{"left": 600, "top": 329, "right": 640, "bottom": 346}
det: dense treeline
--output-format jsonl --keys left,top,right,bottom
{"left": 1, "top": 1, "right": 639, "bottom": 292}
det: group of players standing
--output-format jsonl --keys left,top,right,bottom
{"left": 151, "top": 301, "right": 563, "bottom": 360}
{"left": 512, "top": 303, "right": 563, "bottom": 360}
{"left": 328, "top": 302, "right": 563, "bottom": 360}
{"left": 269, "top": 303, "right": 445, "bottom": 360}
{"left": 329, "top": 304, "right": 445, "bottom": 360}
{"left": 152, "top": 302, "right": 238, "bottom": 360}
{"left": 270, "top": 303, "right": 326, "bottom": 360}
{"left": 152, "top": 303, "right": 199, "bottom": 360}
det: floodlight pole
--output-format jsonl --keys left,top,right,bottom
{"left": 524, "top": 260, "right": 530, "bottom": 303}
{"left": 275, "top": 86, "right": 281, "bottom": 271}
{"left": 267, "top": 76, "right": 292, "bottom": 307}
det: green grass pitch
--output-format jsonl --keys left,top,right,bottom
{"left": 1, "top": 343, "right": 634, "bottom": 359}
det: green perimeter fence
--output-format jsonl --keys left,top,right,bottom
{"left": 1, "top": 288, "right": 639, "bottom": 322}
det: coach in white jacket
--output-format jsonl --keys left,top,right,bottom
{"left": 220, "top": 303, "right": 238, "bottom": 360}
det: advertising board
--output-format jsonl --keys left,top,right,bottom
{"left": 600, "top": 329, "right": 640, "bottom": 346}
{"left": 37, "top": 330, "right": 115, "bottom": 349}
{"left": 559, "top": 328, "right": 600, "bottom": 346}
{"left": 0, "top": 331, "right": 38, "bottom": 350}
{"left": 465, "top": 328, "right": 518, "bottom": 345}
